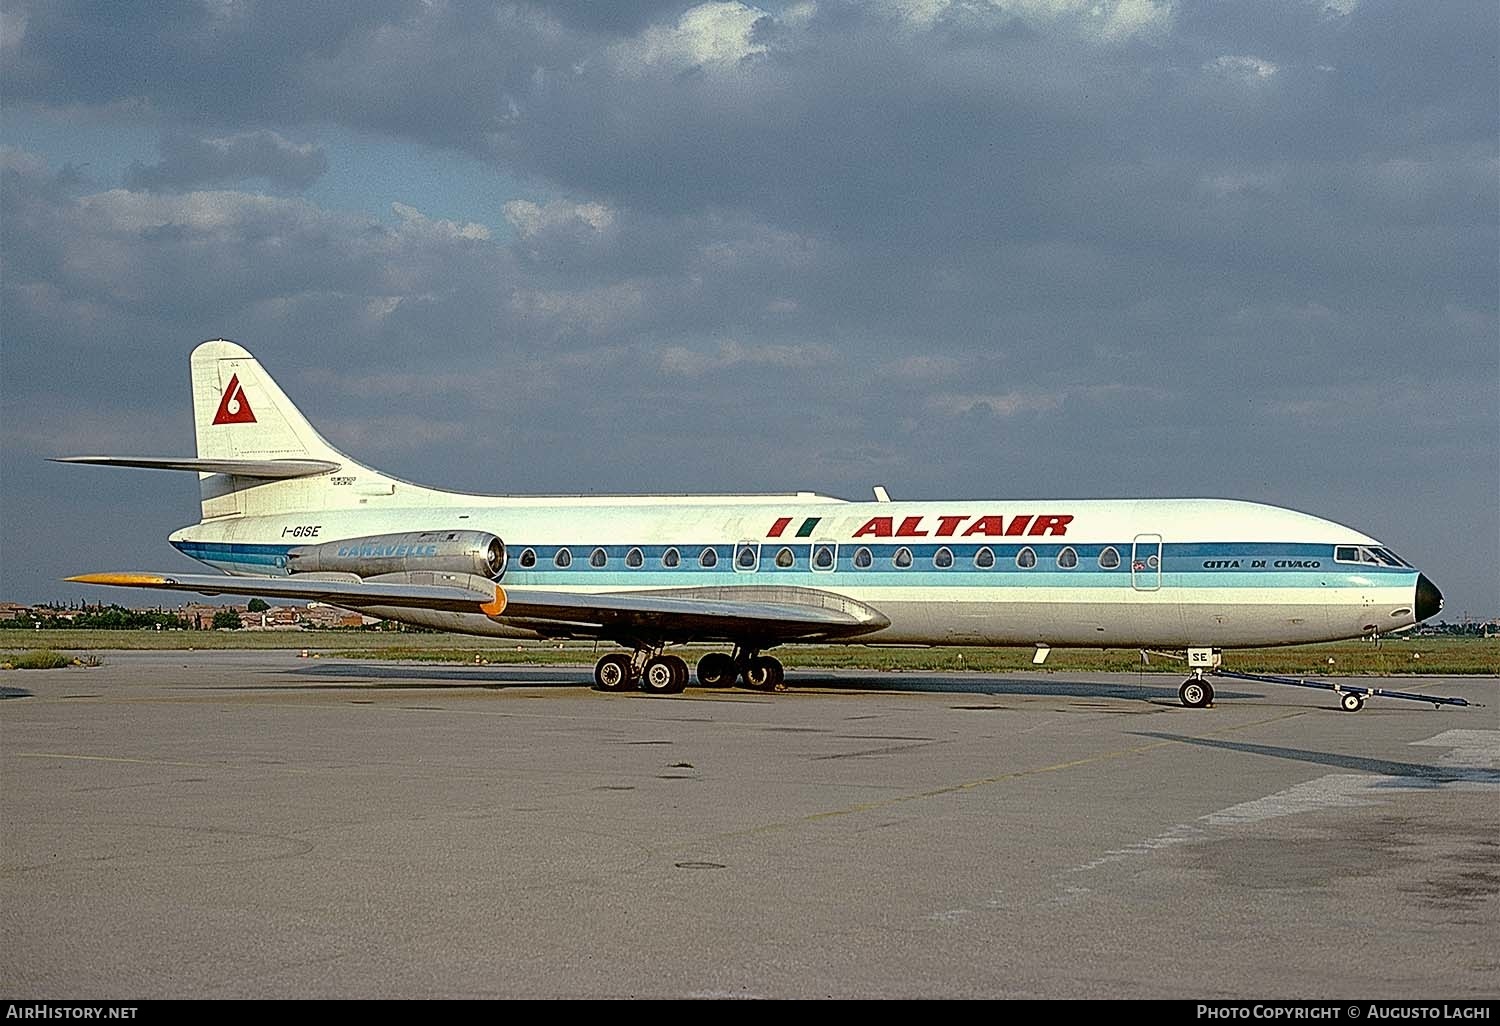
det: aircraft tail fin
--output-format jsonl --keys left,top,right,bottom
{"left": 187, "top": 339, "right": 394, "bottom": 518}
{"left": 58, "top": 339, "right": 445, "bottom": 521}
{"left": 190, "top": 339, "right": 345, "bottom": 467}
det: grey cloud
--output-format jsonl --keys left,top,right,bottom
{"left": 1, "top": 1, "right": 1496, "bottom": 615}
{"left": 125, "top": 131, "right": 329, "bottom": 192}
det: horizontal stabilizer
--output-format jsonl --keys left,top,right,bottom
{"left": 51, "top": 456, "right": 339, "bottom": 479}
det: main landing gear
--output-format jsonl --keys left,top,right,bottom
{"left": 592, "top": 645, "right": 784, "bottom": 695}
{"left": 707, "top": 645, "right": 783, "bottom": 691}
{"left": 593, "top": 648, "right": 690, "bottom": 694}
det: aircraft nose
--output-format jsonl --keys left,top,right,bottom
{"left": 1415, "top": 574, "right": 1443, "bottom": 623}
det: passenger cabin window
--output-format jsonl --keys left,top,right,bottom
{"left": 893, "top": 547, "right": 913, "bottom": 569}
{"left": 626, "top": 547, "right": 644, "bottom": 568}
{"left": 853, "top": 547, "right": 873, "bottom": 569}
{"left": 663, "top": 547, "right": 681, "bottom": 568}
{"left": 735, "top": 544, "right": 758, "bottom": 570}
{"left": 554, "top": 548, "right": 572, "bottom": 568}
{"left": 934, "top": 547, "right": 954, "bottom": 569}
{"left": 590, "top": 548, "right": 608, "bottom": 568}
{"left": 519, "top": 548, "right": 537, "bottom": 569}
{"left": 775, "top": 547, "right": 795, "bottom": 568}
{"left": 1057, "top": 547, "right": 1078, "bottom": 569}
{"left": 974, "top": 547, "right": 995, "bottom": 569}
{"left": 1017, "top": 547, "right": 1037, "bottom": 569}
{"left": 812, "top": 544, "right": 835, "bottom": 571}
{"left": 699, "top": 547, "right": 717, "bottom": 568}
{"left": 1099, "top": 546, "right": 1120, "bottom": 570}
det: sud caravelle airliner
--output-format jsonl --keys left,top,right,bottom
{"left": 60, "top": 340, "right": 1448, "bottom": 710}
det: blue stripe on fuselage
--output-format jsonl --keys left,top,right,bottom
{"left": 172, "top": 539, "right": 1414, "bottom": 587}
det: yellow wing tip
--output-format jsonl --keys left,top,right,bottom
{"left": 66, "top": 573, "right": 172, "bottom": 586}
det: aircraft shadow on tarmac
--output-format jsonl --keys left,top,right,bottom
{"left": 259, "top": 661, "right": 1258, "bottom": 705}
{"left": 1133, "top": 731, "right": 1500, "bottom": 786}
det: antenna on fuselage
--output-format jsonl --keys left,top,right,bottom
{"left": 873, "top": 485, "right": 891, "bottom": 502}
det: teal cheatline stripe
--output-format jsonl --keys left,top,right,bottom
{"left": 795, "top": 517, "right": 821, "bottom": 538}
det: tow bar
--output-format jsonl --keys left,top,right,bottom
{"left": 1210, "top": 668, "right": 1473, "bottom": 713}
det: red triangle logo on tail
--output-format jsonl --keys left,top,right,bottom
{"left": 212, "top": 374, "right": 257, "bottom": 425}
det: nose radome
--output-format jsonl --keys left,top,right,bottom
{"left": 1415, "top": 574, "right": 1444, "bottom": 623}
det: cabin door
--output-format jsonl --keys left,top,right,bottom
{"left": 1131, "top": 534, "right": 1162, "bottom": 591}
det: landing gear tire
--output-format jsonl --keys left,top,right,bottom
{"left": 641, "top": 655, "right": 686, "bottom": 695}
{"left": 666, "top": 654, "right": 688, "bottom": 692}
{"left": 1179, "top": 679, "right": 1214, "bottom": 708}
{"left": 697, "top": 652, "right": 736, "bottom": 688}
{"left": 1340, "top": 693, "right": 1365, "bottom": 713}
{"left": 594, "top": 653, "right": 633, "bottom": 692}
{"left": 742, "top": 656, "right": 784, "bottom": 692}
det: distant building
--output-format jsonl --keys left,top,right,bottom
{"left": 178, "top": 602, "right": 249, "bottom": 630}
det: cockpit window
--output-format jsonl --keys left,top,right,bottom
{"left": 1335, "top": 545, "right": 1409, "bottom": 568}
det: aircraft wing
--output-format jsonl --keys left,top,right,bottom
{"left": 65, "top": 573, "right": 889, "bottom": 642}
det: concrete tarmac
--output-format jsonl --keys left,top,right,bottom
{"left": 2, "top": 651, "right": 1496, "bottom": 999}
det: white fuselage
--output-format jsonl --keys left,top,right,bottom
{"left": 170, "top": 494, "right": 1425, "bottom": 649}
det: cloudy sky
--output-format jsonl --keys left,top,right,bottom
{"left": 3, "top": 0, "right": 1497, "bottom": 618}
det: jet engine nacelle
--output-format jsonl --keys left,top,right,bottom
{"left": 288, "top": 530, "right": 506, "bottom": 580}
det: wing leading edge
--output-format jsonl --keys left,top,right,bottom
{"left": 65, "top": 573, "right": 889, "bottom": 643}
